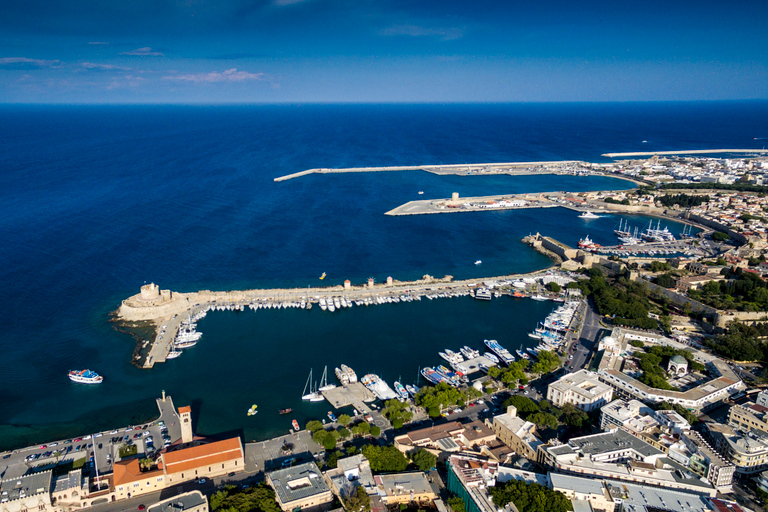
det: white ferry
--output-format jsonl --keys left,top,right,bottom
{"left": 68, "top": 369, "right": 103, "bottom": 384}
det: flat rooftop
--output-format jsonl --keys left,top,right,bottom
{"left": 148, "top": 490, "right": 207, "bottom": 512}
{"left": 268, "top": 462, "right": 330, "bottom": 505}
{"left": 569, "top": 429, "right": 662, "bottom": 459}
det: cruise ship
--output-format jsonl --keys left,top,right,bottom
{"left": 68, "top": 369, "right": 103, "bottom": 384}
{"left": 484, "top": 339, "right": 515, "bottom": 365}
{"left": 361, "top": 374, "right": 398, "bottom": 401}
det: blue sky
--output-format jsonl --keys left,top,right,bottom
{"left": 1, "top": 0, "right": 766, "bottom": 103}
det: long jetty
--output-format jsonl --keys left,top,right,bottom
{"left": 117, "top": 269, "right": 557, "bottom": 368}
{"left": 274, "top": 160, "right": 583, "bottom": 182}
{"left": 602, "top": 149, "right": 768, "bottom": 158}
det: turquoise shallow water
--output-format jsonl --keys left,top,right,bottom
{"left": 0, "top": 102, "right": 765, "bottom": 450}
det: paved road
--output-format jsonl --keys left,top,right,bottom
{"left": 0, "top": 396, "right": 183, "bottom": 484}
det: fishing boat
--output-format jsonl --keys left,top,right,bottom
{"left": 247, "top": 404, "right": 258, "bottom": 416}
{"left": 405, "top": 384, "right": 419, "bottom": 397}
{"left": 292, "top": 419, "right": 300, "bottom": 431}
{"left": 301, "top": 369, "right": 324, "bottom": 402}
{"left": 577, "top": 235, "right": 601, "bottom": 251}
{"left": 279, "top": 408, "right": 293, "bottom": 415}
{"left": 68, "top": 369, "right": 103, "bottom": 384}
{"left": 394, "top": 381, "right": 409, "bottom": 401}
{"left": 327, "top": 411, "right": 337, "bottom": 422}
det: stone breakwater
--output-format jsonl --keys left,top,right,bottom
{"left": 115, "top": 270, "right": 557, "bottom": 368}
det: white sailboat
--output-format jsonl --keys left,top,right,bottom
{"left": 301, "top": 369, "right": 324, "bottom": 402}
{"left": 317, "top": 366, "right": 337, "bottom": 392}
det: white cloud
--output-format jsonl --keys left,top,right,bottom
{"left": 163, "top": 68, "right": 264, "bottom": 83}
{"left": 380, "top": 24, "right": 464, "bottom": 41}
{"left": 81, "top": 62, "right": 131, "bottom": 71}
{"left": 0, "top": 57, "right": 60, "bottom": 67}
{"left": 120, "top": 47, "right": 164, "bottom": 56}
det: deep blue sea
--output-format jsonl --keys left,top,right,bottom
{"left": 0, "top": 102, "right": 766, "bottom": 449}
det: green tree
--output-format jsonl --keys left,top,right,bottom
{"left": 370, "top": 425, "right": 381, "bottom": 437}
{"left": 560, "top": 404, "right": 589, "bottom": 428}
{"left": 528, "top": 412, "right": 558, "bottom": 430}
{"left": 337, "top": 414, "right": 352, "bottom": 426}
{"left": 488, "top": 480, "right": 572, "bottom": 512}
{"left": 345, "top": 485, "right": 371, "bottom": 512}
{"left": 711, "top": 232, "right": 730, "bottom": 242}
{"left": 447, "top": 496, "right": 466, "bottom": 512}
{"left": 210, "top": 483, "right": 282, "bottom": 512}
{"left": 306, "top": 420, "right": 324, "bottom": 433}
{"left": 411, "top": 448, "right": 437, "bottom": 471}
{"left": 629, "top": 340, "right": 644, "bottom": 348}
{"left": 546, "top": 282, "right": 561, "bottom": 293}
{"left": 352, "top": 421, "right": 371, "bottom": 436}
{"left": 361, "top": 445, "right": 409, "bottom": 473}
{"left": 337, "top": 427, "right": 350, "bottom": 439}
{"left": 502, "top": 395, "right": 540, "bottom": 416}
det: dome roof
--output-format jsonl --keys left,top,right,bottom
{"left": 670, "top": 355, "right": 688, "bottom": 365}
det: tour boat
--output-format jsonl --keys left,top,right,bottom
{"left": 68, "top": 369, "right": 103, "bottom": 384}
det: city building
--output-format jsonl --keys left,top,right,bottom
{"left": 147, "top": 491, "right": 209, "bottom": 512}
{"left": 267, "top": 462, "right": 334, "bottom": 512}
{"left": 547, "top": 370, "right": 613, "bottom": 412}
{"left": 323, "top": 454, "right": 375, "bottom": 499}
{"left": 393, "top": 421, "right": 496, "bottom": 461}
{"left": 489, "top": 405, "right": 543, "bottom": 460}
{"left": 705, "top": 422, "right": 768, "bottom": 475}
{"left": 548, "top": 473, "right": 614, "bottom": 512}
{"left": 538, "top": 429, "right": 715, "bottom": 496}
{"left": 728, "top": 402, "right": 768, "bottom": 432}
{"left": 599, "top": 399, "right": 655, "bottom": 431}
{"left": 445, "top": 454, "right": 499, "bottom": 512}
{"left": 373, "top": 473, "right": 436, "bottom": 505}
{"left": 0, "top": 471, "right": 54, "bottom": 512}
{"left": 113, "top": 437, "right": 245, "bottom": 500}
{"left": 597, "top": 328, "right": 744, "bottom": 413}
{"left": 680, "top": 431, "right": 735, "bottom": 491}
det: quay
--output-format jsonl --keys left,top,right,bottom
{"left": 385, "top": 190, "right": 565, "bottom": 216}
{"left": 116, "top": 269, "right": 559, "bottom": 369}
{"left": 273, "top": 160, "right": 585, "bottom": 182}
{"left": 602, "top": 148, "right": 768, "bottom": 158}
{"left": 321, "top": 383, "right": 375, "bottom": 414}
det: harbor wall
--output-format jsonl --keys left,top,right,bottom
{"left": 684, "top": 213, "right": 749, "bottom": 244}
{"left": 629, "top": 275, "right": 718, "bottom": 317}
